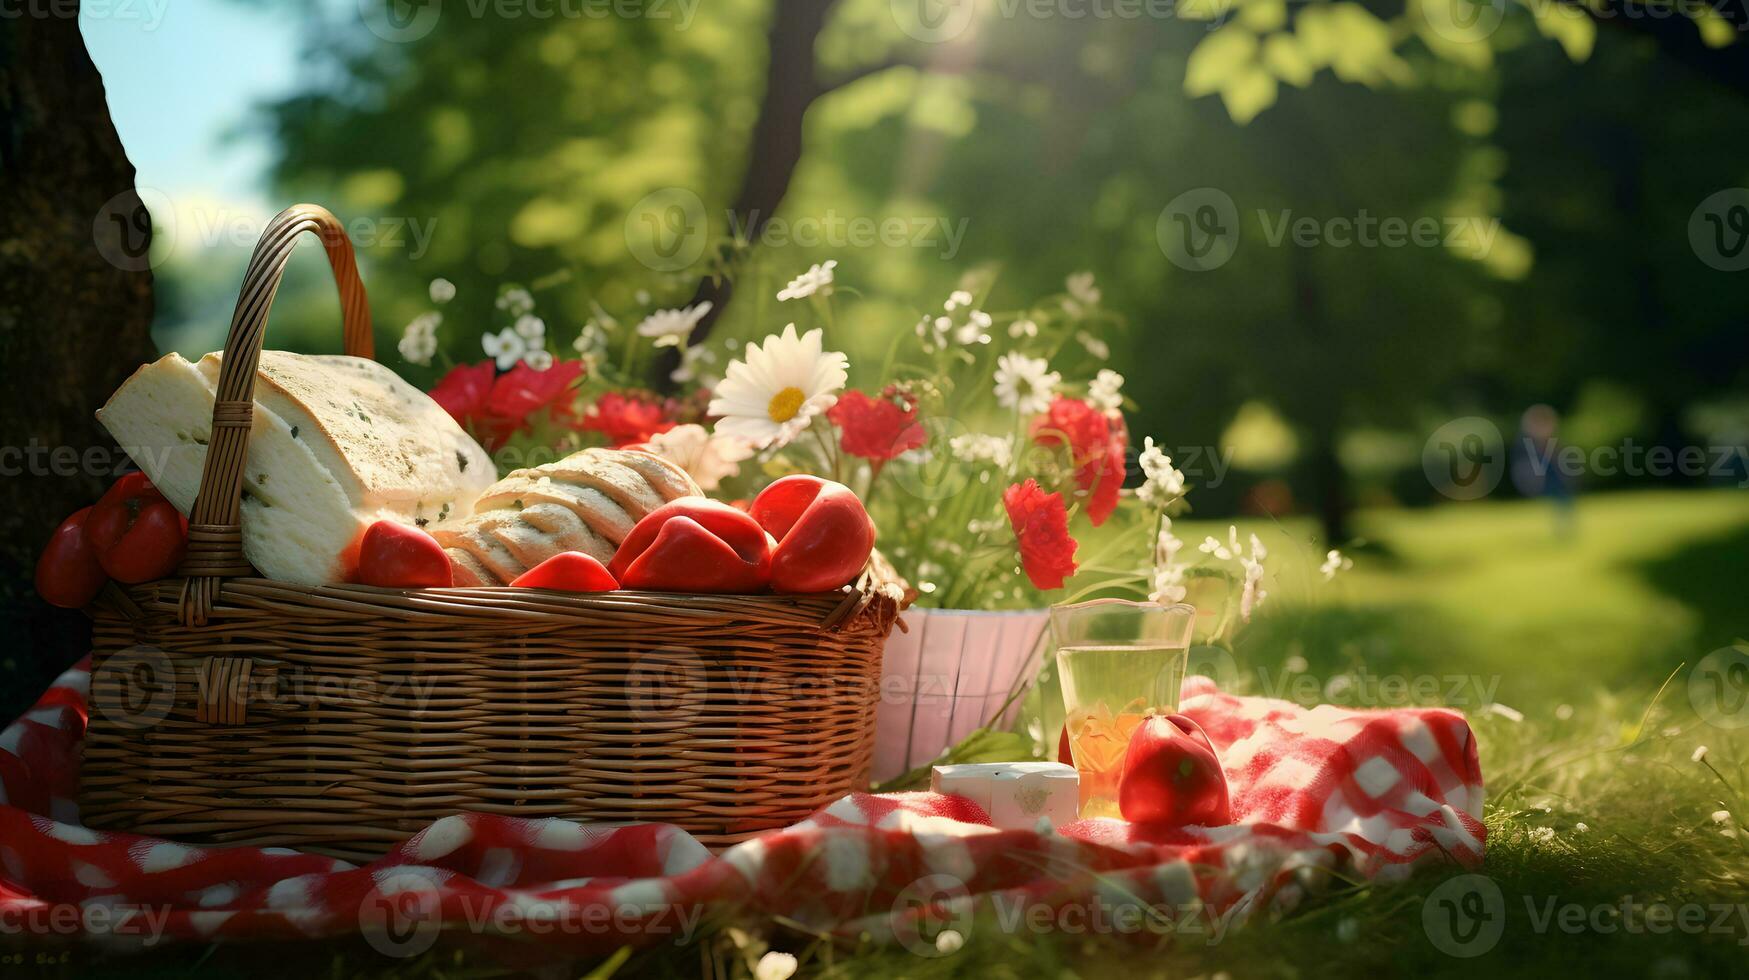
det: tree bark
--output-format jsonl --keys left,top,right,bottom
{"left": 0, "top": 7, "right": 157, "bottom": 711}
{"left": 653, "top": 0, "right": 836, "bottom": 388}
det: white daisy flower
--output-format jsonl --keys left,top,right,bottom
{"left": 482, "top": 327, "right": 527, "bottom": 370}
{"left": 645, "top": 423, "right": 753, "bottom": 491}
{"left": 1089, "top": 369, "right": 1124, "bottom": 414}
{"left": 397, "top": 312, "right": 440, "bottom": 366}
{"left": 428, "top": 278, "right": 456, "bottom": 304}
{"left": 634, "top": 302, "right": 713, "bottom": 346}
{"left": 708, "top": 324, "right": 848, "bottom": 450}
{"left": 993, "top": 352, "right": 1059, "bottom": 415}
{"left": 776, "top": 260, "right": 837, "bottom": 302}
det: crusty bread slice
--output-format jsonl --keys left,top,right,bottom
{"left": 96, "top": 351, "right": 496, "bottom": 585}
{"left": 431, "top": 447, "right": 702, "bottom": 585}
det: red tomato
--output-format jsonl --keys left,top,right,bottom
{"left": 748, "top": 475, "right": 875, "bottom": 593}
{"left": 83, "top": 473, "right": 188, "bottom": 584}
{"left": 35, "top": 507, "right": 109, "bottom": 609}
{"left": 354, "top": 521, "right": 452, "bottom": 588}
{"left": 1118, "top": 713, "right": 1231, "bottom": 827}
{"left": 608, "top": 499, "right": 771, "bottom": 593}
{"left": 510, "top": 552, "right": 618, "bottom": 592}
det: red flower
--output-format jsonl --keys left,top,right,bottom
{"left": 430, "top": 360, "right": 585, "bottom": 451}
{"left": 1030, "top": 396, "right": 1127, "bottom": 526}
{"left": 486, "top": 359, "right": 585, "bottom": 423}
{"left": 581, "top": 392, "right": 677, "bottom": 447}
{"left": 1003, "top": 479, "right": 1079, "bottom": 590}
{"left": 828, "top": 388, "right": 926, "bottom": 461}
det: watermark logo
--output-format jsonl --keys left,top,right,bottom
{"left": 892, "top": 874, "right": 975, "bottom": 957}
{"left": 90, "top": 645, "right": 178, "bottom": 730}
{"left": 1423, "top": 416, "right": 1505, "bottom": 501}
{"left": 359, "top": 0, "right": 443, "bottom": 42}
{"left": 1415, "top": 0, "right": 1508, "bottom": 44}
{"left": 625, "top": 187, "right": 709, "bottom": 272}
{"left": 892, "top": 0, "right": 979, "bottom": 43}
{"left": 1689, "top": 188, "right": 1749, "bottom": 272}
{"left": 625, "top": 645, "right": 706, "bottom": 724}
{"left": 1422, "top": 873, "right": 1505, "bottom": 957}
{"left": 92, "top": 187, "right": 175, "bottom": 273}
{"left": 1690, "top": 645, "right": 1749, "bottom": 730}
{"left": 359, "top": 870, "right": 444, "bottom": 958}
{"left": 1158, "top": 187, "right": 1239, "bottom": 272}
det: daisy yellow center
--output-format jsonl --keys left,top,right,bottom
{"left": 767, "top": 386, "right": 806, "bottom": 423}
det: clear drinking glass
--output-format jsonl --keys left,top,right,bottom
{"left": 1050, "top": 599, "right": 1197, "bottom": 818}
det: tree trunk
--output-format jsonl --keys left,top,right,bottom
{"left": 0, "top": 7, "right": 157, "bottom": 712}
{"left": 653, "top": 0, "right": 835, "bottom": 388}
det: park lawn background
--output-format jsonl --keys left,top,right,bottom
{"left": 24, "top": 489, "right": 1749, "bottom": 978}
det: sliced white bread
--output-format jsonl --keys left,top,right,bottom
{"left": 433, "top": 448, "right": 701, "bottom": 585}
{"left": 96, "top": 351, "right": 496, "bottom": 585}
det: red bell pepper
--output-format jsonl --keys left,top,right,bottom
{"left": 355, "top": 520, "right": 453, "bottom": 588}
{"left": 35, "top": 507, "right": 109, "bottom": 609}
{"left": 82, "top": 473, "right": 188, "bottom": 584}
{"left": 510, "top": 552, "right": 618, "bottom": 592}
{"left": 608, "top": 499, "right": 772, "bottom": 593}
{"left": 1118, "top": 713, "right": 1231, "bottom": 827}
{"left": 748, "top": 475, "right": 875, "bottom": 593}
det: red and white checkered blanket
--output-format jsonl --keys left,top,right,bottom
{"left": 0, "top": 663, "right": 1484, "bottom": 954}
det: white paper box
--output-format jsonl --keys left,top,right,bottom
{"left": 931, "top": 762, "right": 1079, "bottom": 829}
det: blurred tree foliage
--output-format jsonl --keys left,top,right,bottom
{"left": 231, "top": 0, "right": 1748, "bottom": 537}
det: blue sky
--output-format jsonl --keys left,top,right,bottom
{"left": 81, "top": 0, "right": 303, "bottom": 213}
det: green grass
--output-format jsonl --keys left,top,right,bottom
{"left": 33, "top": 490, "right": 1749, "bottom": 979}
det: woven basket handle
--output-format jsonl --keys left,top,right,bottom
{"left": 179, "top": 204, "right": 372, "bottom": 627}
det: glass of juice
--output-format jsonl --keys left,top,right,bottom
{"left": 1050, "top": 599, "right": 1197, "bottom": 818}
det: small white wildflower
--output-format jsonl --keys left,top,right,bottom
{"left": 495, "top": 287, "right": 534, "bottom": 316}
{"left": 1555, "top": 704, "right": 1574, "bottom": 721}
{"left": 1485, "top": 702, "right": 1524, "bottom": 723}
{"left": 1066, "top": 271, "right": 1101, "bottom": 307}
{"left": 482, "top": 327, "right": 527, "bottom": 370}
{"left": 670, "top": 344, "right": 720, "bottom": 386}
{"left": 397, "top": 311, "right": 440, "bottom": 366}
{"left": 1076, "top": 329, "right": 1110, "bottom": 361}
{"left": 1008, "top": 318, "right": 1039, "bottom": 338}
{"left": 1575, "top": 822, "right": 1589, "bottom": 833}
{"left": 1238, "top": 554, "right": 1267, "bottom": 621}
{"left": 1088, "top": 369, "right": 1124, "bottom": 413}
{"left": 1692, "top": 745, "right": 1709, "bottom": 763}
{"left": 916, "top": 315, "right": 949, "bottom": 352}
{"left": 523, "top": 348, "right": 554, "bottom": 370}
{"left": 1137, "top": 437, "right": 1187, "bottom": 510}
{"left": 993, "top": 352, "right": 1059, "bottom": 415}
{"left": 1150, "top": 519, "right": 1189, "bottom": 604}
{"left": 944, "top": 289, "right": 973, "bottom": 311}
{"left": 1249, "top": 533, "right": 1268, "bottom": 562}
{"left": 634, "top": 302, "right": 713, "bottom": 345}
{"left": 934, "top": 929, "right": 965, "bottom": 954}
{"left": 1319, "top": 549, "right": 1353, "bottom": 581}
{"left": 428, "top": 278, "right": 456, "bottom": 304}
{"left": 514, "top": 314, "right": 546, "bottom": 342}
{"left": 573, "top": 322, "right": 607, "bottom": 356}
{"left": 950, "top": 433, "right": 1013, "bottom": 468}
{"left": 753, "top": 951, "right": 797, "bottom": 980}
{"left": 776, "top": 259, "right": 837, "bottom": 301}
{"left": 1199, "top": 536, "right": 1233, "bottom": 561}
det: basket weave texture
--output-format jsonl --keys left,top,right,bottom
{"left": 80, "top": 205, "right": 902, "bottom": 860}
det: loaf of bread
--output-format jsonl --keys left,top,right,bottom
{"left": 431, "top": 447, "right": 701, "bottom": 585}
{"left": 97, "top": 351, "right": 496, "bottom": 585}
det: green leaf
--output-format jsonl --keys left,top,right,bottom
{"left": 1222, "top": 67, "right": 1280, "bottom": 125}
{"left": 1185, "top": 26, "right": 1259, "bottom": 99}
{"left": 1263, "top": 34, "right": 1317, "bottom": 88}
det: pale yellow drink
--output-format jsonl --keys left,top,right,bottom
{"left": 1056, "top": 644, "right": 1187, "bottom": 818}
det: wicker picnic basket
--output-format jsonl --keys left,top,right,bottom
{"left": 80, "top": 204, "right": 904, "bottom": 861}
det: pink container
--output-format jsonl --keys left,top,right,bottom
{"left": 872, "top": 607, "right": 1051, "bottom": 782}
